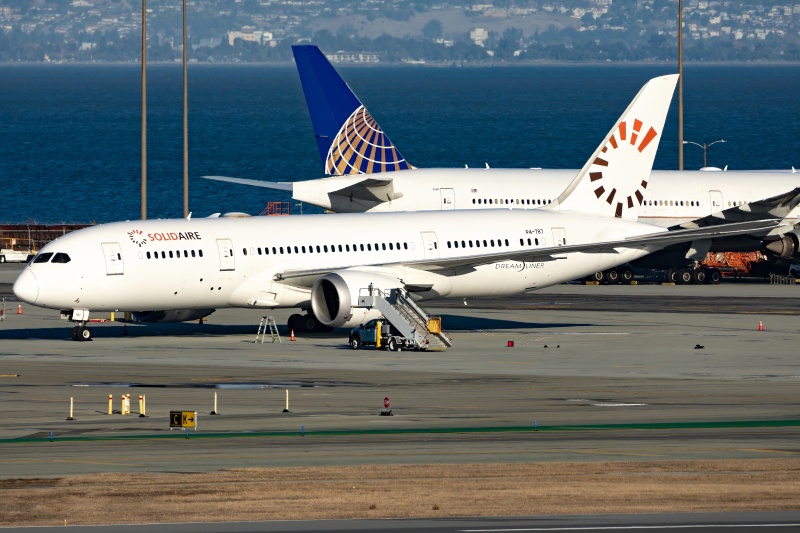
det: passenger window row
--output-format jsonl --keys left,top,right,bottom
{"left": 473, "top": 198, "right": 552, "bottom": 206}
{"left": 645, "top": 200, "right": 702, "bottom": 207}
{"left": 145, "top": 249, "right": 204, "bottom": 259}
{"left": 447, "top": 238, "right": 522, "bottom": 249}
{"left": 242, "top": 242, "right": 411, "bottom": 256}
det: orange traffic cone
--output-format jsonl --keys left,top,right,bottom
{"left": 758, "top": 320, "right": 764, "bottom": 331}
{"left": 290, "top": 329, "right": 295, "bottom": 341}
{"left": 17, "top": 304, "right": 22, "bottom": 315}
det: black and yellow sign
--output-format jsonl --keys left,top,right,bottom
{"left": 170, "top": 410, "right": 197, "bottom": 429}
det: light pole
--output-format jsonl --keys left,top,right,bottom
{"left": 678, "top": 0, "right": 684, "bottom": 170}
{"left": 141, "top": 0, "right": 147, "bottom": 220}
{"left": 682, "top": 139, "right": 726, "bottom": 168}
{"left": 183, "top": 0, "right": 189, "bottom": 219}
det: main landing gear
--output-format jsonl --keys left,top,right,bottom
{"left": 585, "top": 266, "right": 635, "bottom": 285}
{"left": 667, "top": 266, "right": 721, "bottom": 285}
{"left": 287, "top": 311, "right": 333, "bottom": 334}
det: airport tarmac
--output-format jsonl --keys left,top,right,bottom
{"left": 0, "top": 263, "right": 799, "bottom": 479}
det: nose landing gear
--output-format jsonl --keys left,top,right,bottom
{"left": 65, "top": 309, "right": 93, "bottom": 341}
{"left": 71, "top": 325, "right": 92, "bottom": 341}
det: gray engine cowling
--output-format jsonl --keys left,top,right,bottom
{"left": 132, "top": 309, "right": 215, "bottom": 323}
{"left": 763, "top": 230, "right": 800, "bottom": 260}
{"left": 311, "top": 270, "right": 402, "bottom": 328}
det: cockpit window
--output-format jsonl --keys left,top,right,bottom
{"left": 33, "top": 253, "right": 53, "bottom": 264}
{"left": 51, "top": 253, "right": 71, "bottom": 264}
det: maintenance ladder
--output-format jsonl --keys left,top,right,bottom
{"left": 256, "top": 316, "right": 281, "bottom": 343}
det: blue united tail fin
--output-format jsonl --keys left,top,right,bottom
{"left": 292, "top": 45, "right": 411, "bottom": 175}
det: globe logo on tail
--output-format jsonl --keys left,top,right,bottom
{"left": 589, "top": 119, "right": 658, "bottom": 218}
{"left": 325, "top": 106, "right": 410, "bottom": 175}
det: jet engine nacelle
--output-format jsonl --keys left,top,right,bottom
{"left": 763, "top": 229, "right": 800, "bottom": 260}
{"left": 311, "top": 270, "right": 402, "bottom": 328}
{"left": 132, "top": 309, "right": 215, "bottom": 323}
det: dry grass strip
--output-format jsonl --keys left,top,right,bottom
{"left": 2, "top": 459, "right": 800, "bottom": 527}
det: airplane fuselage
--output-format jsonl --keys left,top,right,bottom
{"left": 295, "top": 168, "right": 800, "bottom": 228}
{"left": 14, "top": 209, "right": 663, "bottom": 314}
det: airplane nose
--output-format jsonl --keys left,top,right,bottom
{"left": 13, "top": 268, "right": 39, "bottom": 305}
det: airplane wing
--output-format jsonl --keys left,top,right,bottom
{"left": 202, "top": 175, "right": 293, "bottom": 192}
{"left": 673, "top": 186, "right": 800, "bottom": 230}
{"left": 273, "top": 219, "right": 782, "bottom": 281}
{"left": 400, "top": 219, "right": 783, "bottom": 272}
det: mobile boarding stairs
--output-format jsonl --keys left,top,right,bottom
{"left": 356, "top": 286, "right": 453, "bottom": 350}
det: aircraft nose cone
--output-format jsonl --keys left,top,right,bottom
{"left": 13, "top": 268, "right": 39, "bottom": 305}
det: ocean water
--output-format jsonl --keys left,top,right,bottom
{"left": 1, "top": 64, "right": 799, "bottom": 223}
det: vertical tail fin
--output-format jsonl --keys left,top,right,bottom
{"left": 553, "top": 74, "right": 679, "bottom": 219}
{"left": 292, "top": 45, "right": 411, "bottom": 175}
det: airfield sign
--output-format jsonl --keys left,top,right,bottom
{"left": 170, "top": 411, "right": 197, "bottom": 429}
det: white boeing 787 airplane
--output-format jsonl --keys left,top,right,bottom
{"left": 206, "top": 46, "right": 800, "bottom": 283}
{"left": 13, "top": 74, "right": 782, "bottom": 341}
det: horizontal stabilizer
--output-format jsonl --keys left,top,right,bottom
{"left": 202, "top": 175, "right": 293, "bottom": 192}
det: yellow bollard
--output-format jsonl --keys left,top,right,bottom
{"left": 107, "top": 394, "right": 113, "bottom": 415}
{"left": 283, "top": 389, "right": 290, "bottom": 413}
{"left": 110, "top": 311, "right": 115, "bottom": 322}
{"left": 121, "top": 394, "right": 127, "bottom": 415}
{"left": 138, "top": 395, "right": 144, "bottom": 417}
{"left": 66, "top": 397, "right": 75, "bottom": 421}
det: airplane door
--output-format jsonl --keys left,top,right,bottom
{"left": 551, "top": 227, "right": 567, "bottom": 259}
{"left": 440, "top": 188, "right": 455, "bottom": 210}
{"left": 216, "top": 239, "right": 235, "bottom": 271}
{"left": 709, "top": 190, "right": 723, "bottom": 211}
{"left": 101, "top": 242, "right": 124, "bottom": 275}
{"left": 420, "top": 231, "right": 440, "bottom": 259}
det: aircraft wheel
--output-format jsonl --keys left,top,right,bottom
{"left": 676, "top": 267, "right": 693, "bottom": 285}
{"left": 301, "top": 314, "right": 318, "bottom": 332}
{"left": 287, "top": 314, "right": 302, "bottom": 333}
{"left": 349, "top": 335, "right": 362, "bottom": 350}
{"left": 79, "top": 327, "right": 92, "bottom": 341}
{"left": 605, "top": 268, "right": 620, "bottom": 284}
{"left": 620, "top": 267, "right": 635, "bottom": 284}
{"left": 692, "top": 268, "right": 707, "bottom": 284}
{"left": 0, "top": 255, "right": 5, "bottom": 263}
{"left": 310, "top": 315, "right": 333, "bottom": 332}
{"left": 71, "top": 326, "right": 79, "bottom": 341}
{"left": 707, "top": 268, "right": 722, "bottom": 284}
{"left": 386, "top": 338, "right": 397, "bottom": 352}
{"left": 590, "top": 271, "right": 605, "bottom": 283}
